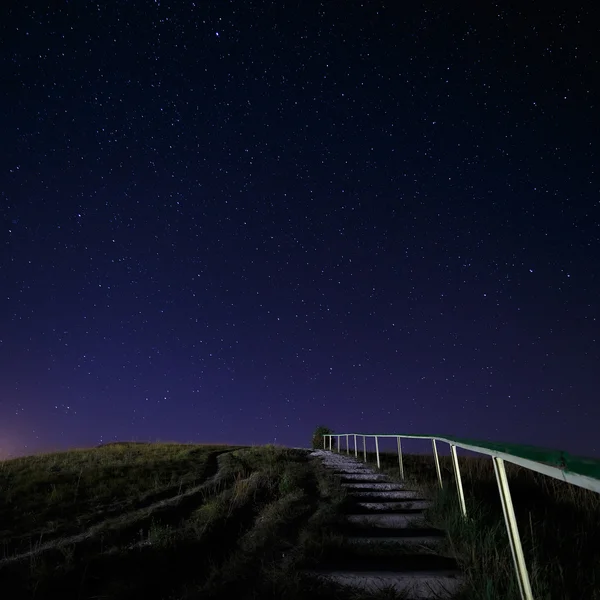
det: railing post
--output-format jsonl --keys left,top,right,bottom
{"left": 337, "top": 435, "right": 340, "bottom": 452}
{"left": 432, "top": 439, "right": 443, "bottom": 489}
{"left": 329, "top": 435, "right": 332, "bottom": 451}
{"left": 375, "top": 435, "right": 380, "bottom": 469}
{"left": 354, "top": 434, "right": 358, "bottom": 458}
{"left": 346, "top": 434, "right": 349, "bottom": 455}
{"left": 397, "top": 436, "right": 404, "bottom": 480}
{"left": 493, "top": 457, "right": 534, "bottom": 600}
{"left": 323, "top": 435, "right": 326, "bottom": 450}
{"left": 450, "top": 444, "right": 467, "bottom": 517}
{"left": 363, "top": 435, "right": 366, "bottom": 462}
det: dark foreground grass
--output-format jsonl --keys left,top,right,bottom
{"left": 348, "top": 448, "right": 600, "bottom": 600}
{"left": 0, "top": 443, "right": 407, "bottom": 600}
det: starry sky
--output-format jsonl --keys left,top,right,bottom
{"left": 1, "top": 1, "right": 598, "bottom": 459}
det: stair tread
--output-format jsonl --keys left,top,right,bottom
{"left": 342, "top": 482, "right": 406, "bottom": 489}
{"left": 350, "top": 490, "right": 420, "bottom": 496}
{"left": 306, "top": 570, "right": 464, "bottom": 599}
{"left": 345, "top": 505, "right": 430, "bottom": 514}
{"left": 339, "top": 526, "right": 445, "bottom": 538}
{"left": 314, "top": 552, "right": 458, "bottom": 571}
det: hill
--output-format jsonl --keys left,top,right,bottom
{"left": 0, "top": 443, "right": 343, "bottom": 599}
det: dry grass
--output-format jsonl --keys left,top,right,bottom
{"left": 0, "top": 443, "right": 369, "bottom": 600}
{"left": 0, "top": 442, "right": 237, "bottom": 557}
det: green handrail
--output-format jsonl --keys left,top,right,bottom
{"left": 324, "top": 432, "right": 600, "bottom": 493}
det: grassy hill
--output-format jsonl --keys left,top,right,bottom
{"left": 2, "top": 443, "right": 600, "bottom": 599}
{"left": 0, "top": 442, "right": 353, "bottom": 600}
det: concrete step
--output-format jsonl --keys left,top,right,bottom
{"left": 318, "top": 453, "right": 360, "bottom": 459}
{"left": 351, "top": 500, "right": 432, "bottom": 511}
{"left": 339, "top": 477, "right": 389, "bottom": 484}
{"left": 341, "top": 524, "right": 445, "bottom": 549}
{"left": 306, "top": 551, "right": 463, "bottom": 598}
{"left": 323, "top": 465, "right": 370, "bottom": 471}
{"left": 346, "top": 512, "right": 426, "bottom": 528}
{"left": 322, "top": 461, "right": 367, "bottom": 468}
{"left": 316, "top": 551, "right": 458, "bottom": 570}
{"left": 335, "top": 473, "right": 386, "bottom": 480}
{"left": 346, "top": 535, "right": 443, "bottom": 547}
{"left": 320, "top": 455, "right": 359, "bottom": 459}
{"left": 350, "top": 490, "right": 422, "bottom": 500}
{"left": 308, "top": 569, "right": 463, "bottom": 598}
{"left": 342, "top": 481, "right": 406, "bottom": 490}
{"left": 333, "top": 467, "right": 383, "bottom": 475}
{"left": 342, "top": 527, "right": 445, "bottom": 547}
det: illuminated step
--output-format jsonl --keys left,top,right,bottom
{"left": 308, "top": 569, "right": 463, "bottom": 598}
{"left": 346, "top": 512, "right": 426, "bottom": 528}
{"left": 342, "top": 481, "right": 406, "bottom": 490}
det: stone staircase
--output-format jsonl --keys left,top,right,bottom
{"left": 308, "top": 449, "right": 464, "bottom": 598}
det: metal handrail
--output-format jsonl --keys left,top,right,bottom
{"left": 322, "top": 432, "right": 600, "bottom": 600}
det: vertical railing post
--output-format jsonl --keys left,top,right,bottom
{"left": 375, "top": 435, "right": 380, "bottom": 469}
{"left": 450, "top": 444, "right": 467, "bottom": 517}
{"left": 363, "top": 435, "right": 366, "bottom": 462}
{"left": 397, "top": 436, "right": 404, "bottom": 480}
{"left": 323, "top": 435, "right": 326, "bottom": 450}
{"left": 329, "top": 435, "right": 332, "bottom": 451}
{"left": 354, "top": 434, "right": 358, "bottom": 458}
{"left": 337, "top": 435, "right": 341, "bottom": 452}
{"left": 432, "top": 439, "right": 443, "bottom": 489}
{"left": 493, "top": 457, "right": 534, "bottom": 600}
{"left": 346, "top": 434, "right": 349, "bottom": 455}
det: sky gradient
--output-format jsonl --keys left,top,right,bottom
{"left": 1, "top": 1, "right": 598, "bottom": 458}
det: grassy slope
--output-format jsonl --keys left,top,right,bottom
{"left": 11, "top": 443, "right": 598, "bottom": 599}
{"left": 0, "top": 443, "right": 391, "bottom": 600}
{"left": 0, "top": 442, "right": 237, "bottom": 556}
{"left": 364, "top": 449, "right": 600, "bottom": 600}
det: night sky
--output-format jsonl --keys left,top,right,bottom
{"left": 1, "top": 1, "right": 598, "bottom": 459}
